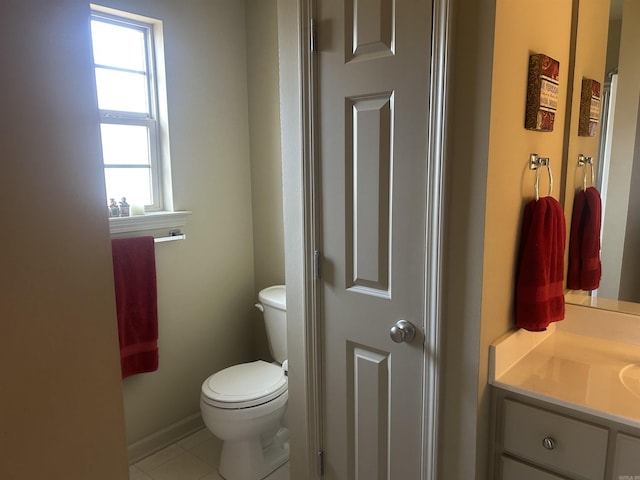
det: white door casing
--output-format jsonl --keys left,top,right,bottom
{"left": 317, "top": 0, "right": 434, "bottom": 478}
{"left": 278, "top": 0, "right": 451, "bottom": 477}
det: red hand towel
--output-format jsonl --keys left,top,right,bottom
{"left": 516, "top": 197, "right": 566, "bottom": 331}
{"left": 581, "top": 187, "right": 602, "bottom": 290}
{"left": 111, "top": 236, "right": 159, "bottom": 378}
{"left": 567, "top": 187, "right": 602, "bottom": 290}
{"left": 567, "top": 189, "right": 585, "bottom": 290}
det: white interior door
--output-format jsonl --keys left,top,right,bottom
{"left": 317, "top": 0, "right": 432, "bottom": 478}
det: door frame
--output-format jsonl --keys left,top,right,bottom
{"left": 278, "top": 0, "right": 454, "bottom": 477}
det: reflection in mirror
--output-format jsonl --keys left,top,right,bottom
{"left": 566, "top": 0, "right": 640, "bottom": 315}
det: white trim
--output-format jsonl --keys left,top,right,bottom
{"left": 301, "top": 0, "right": 324, "bottom": 476}
{"left": 278, "top": 0, "right": 321, "bottom": 478}
{"left": 90, "top": 5, "right": 173, "bottom": 213}
{"left": 287, "top": 0, "right": 452, "bottom": 477}
{"left": 489, "top": 325, "right": 555, "bottom": 382}
{"left": 126, "top": 413, "right": 204, "bottom": 464}
{"left": 109, "top": 210, "right": 191, "bottom": 234}
{"left": 422, "top": 0, "right": 452, "bottom": 478}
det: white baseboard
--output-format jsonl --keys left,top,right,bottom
{"left": 127, "top": 412, "right": 205, "bottom": 464}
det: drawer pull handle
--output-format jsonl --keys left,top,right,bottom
{"left": 542, "top": 437, "right": 556, "bottom": 450}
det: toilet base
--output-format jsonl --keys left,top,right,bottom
{"left": 218, "top": 427, "right": 289, "bottom": 480}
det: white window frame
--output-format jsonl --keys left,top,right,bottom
{"left": 91, "top": 5, "right": 188, "bottom": 235}
{"left": 91, "top": 8, "right": 164, "bottom": 211}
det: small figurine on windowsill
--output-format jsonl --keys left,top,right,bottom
{"left": 119, "top": 197, "right": 130, "bottom": 217}
{"left": 109, "top": 198, "right": 119, "bottom": 218}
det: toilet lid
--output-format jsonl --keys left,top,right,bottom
{"left": 201, "top": 360, "right": 287, "bottom": 409}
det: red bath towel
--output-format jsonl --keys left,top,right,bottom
{"left": 111, "top": 236, "right": 158, "bottom": 378}
{"left": 567, "top": 187, "right": 602, "bottom": 291}
{"left": 516, "top": 197, "right": 566, "bottom": 331}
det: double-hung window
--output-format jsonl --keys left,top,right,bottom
{"left": 90, "top": 8, "right": 164, "bottom": 212}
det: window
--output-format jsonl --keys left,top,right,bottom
{"left": 90, "top": 8, "right": 166, "bottom": 212}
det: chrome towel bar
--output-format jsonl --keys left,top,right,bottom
{"left": 530, "top": 153, "right": 553, "bottom": 200}
{"left": 153, "top": 230, "right": 186, "bottom": 243}
{"left": 578, "top": 153, "right": 595, "bottom": 191}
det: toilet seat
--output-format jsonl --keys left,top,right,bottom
{"left": 201, "top": 360, "right": 287, "bottom": 409}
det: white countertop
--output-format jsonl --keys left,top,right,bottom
{"left": 490, "top": 304, "right": 640, "bottom": 429}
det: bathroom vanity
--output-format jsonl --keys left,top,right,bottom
{"left": 489, "top": 304, "right": 640, "bottom": 479}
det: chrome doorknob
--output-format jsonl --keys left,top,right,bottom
{"left": 389, "top": 320, "right": 416, "bottom": 343}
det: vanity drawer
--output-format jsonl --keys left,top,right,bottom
{"left": 612, "top": 433, "right": 640, "bottom": 479}
{"left": 501, "top": 456, "right": 569, "bottom": 480}
{"left": 502, "top": 399, "right": 608, "bottom": 480}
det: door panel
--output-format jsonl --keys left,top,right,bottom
{"left": 345, "top": 92, "right": 392, "bottom": 295}
{"left": 345, "top": 0, "right": 394, "bottom": 61}
{"left": 318, "top": 0, "right": 432, "bottom": 478}
{"left": 347, "top": 343, "right": 390, "bottom": 479}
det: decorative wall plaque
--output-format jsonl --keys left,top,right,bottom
{"left": 524, "top": 53, "right": 560, "bottom": 132}
{"left": 578, "top": 78, "right": 601, "bottom": 137}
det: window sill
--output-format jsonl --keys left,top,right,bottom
{"left": 109, "top": 210, "right": 191, "bottom": 235}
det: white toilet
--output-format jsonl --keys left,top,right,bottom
{"left": 200, "top": 285, "right": 289, "bottom": 480}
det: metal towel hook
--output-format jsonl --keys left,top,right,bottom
{"left": 530, "top": 153, "right": 553, "bottom": 201}
{"left": 578, "top": 154, "right": 595, "bottom": 191}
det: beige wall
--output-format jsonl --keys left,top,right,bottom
{"left": 441, "top": 0, "right": 493, "bottom": 477}
{"left": 563, "top": 0, "right": 610, "bottom": 255}
{"left": 246, "top": 0, "right": 285, "bottom": 293}
{"left": 478, "top": 0, "right": 574, "bottom": 476}
{"left": 246, "top": 0, "right": 285, "bottom": 360}
{"left": 95, "top": 0, "right": 287, "bottom": 451}
{"left": 93, "top": 0, "right": 271, "bottom": 450}
{"left": 0, "top": 1, "right": 129, "bottom": 478}
{"left": 10, "top": 1, "right": 615, "bottom": 478}
{"left": 463, "top": 1, "right": 611, "bottom": 477}
{"left": 2, "top": 0, "right": 287, "bottom": 468}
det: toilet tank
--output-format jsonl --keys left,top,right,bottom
{"left": 257, "top": 285, "right": 287, "bottom": 364}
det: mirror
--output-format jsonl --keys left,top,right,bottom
{"left": 564, "top": 0, "right": 640, "bottom": 315}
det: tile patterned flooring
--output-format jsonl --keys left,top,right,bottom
{"left": 129, "top": 428, "right": 290, "bottom": 480}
